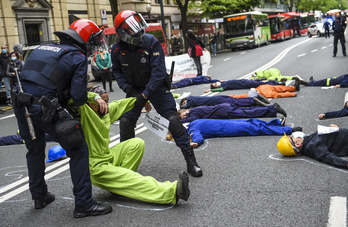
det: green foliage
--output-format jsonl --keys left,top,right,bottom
{"left": 191, "top": 0, "right": 262, "bottom": 18}
{"left": 297, "top": 0, "right": 347, "bottom": 12}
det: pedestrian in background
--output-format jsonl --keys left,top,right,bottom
{"left": 210, "top": 33, "right": 217, "bottom": 56}
{"left": 332, "top": 15, "right": 346, "bottom": 57}
{"left": 323, "top": 20, "right": 331, "bottom": 38}
{"left": 96, "top": 48, "right": 113, "bottom": 92}
{"left": 6, "top": 52, "right": 24, "bottom": 104}
{"left": 0, "top": 45, "right": 11, "bottom": 105}
{"left": 187, "top": 30, "right": 207, "bottom": 76}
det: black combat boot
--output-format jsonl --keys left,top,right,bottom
{"left": 181, "top": 147, "right": 203, "bottom": 177}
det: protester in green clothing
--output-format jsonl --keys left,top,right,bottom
{"left": 74, "top": 86, "right": 189, "bottom": 205}
{"left": 251, "top": 68, "right": 297, "bottom": 82}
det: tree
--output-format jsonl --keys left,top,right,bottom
{"left": 109, "top": 0, "right": 118, "bottom": 22}
{"left": 175, "top": 0, "right": 190, "bottom": 51}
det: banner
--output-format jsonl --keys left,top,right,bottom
{"left": 144, "top": 112, "right": 169, "bottom": 139}
{"left": 165, "top": 50, "right": 211, "bottom": 82}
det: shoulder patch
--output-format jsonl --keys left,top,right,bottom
{"left": 153, "top": 52, "right": 160, "bottom": 56}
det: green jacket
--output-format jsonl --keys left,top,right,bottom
{"left": 253, "top": 68, "right": 293, "bottom": 81}
{"left": 78, "top": 93, "right": 136, "bottom": 169}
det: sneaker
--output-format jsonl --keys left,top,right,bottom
{"left": 257, "top": 94, "right": 270, "bottom": 104}
{"left": 74, "top": 201, "right": 112, "bottom": 218}
{"left": 0, "top": 109, "right": 4, "bottom": 114}
{"left": 34, "top": 192, "right": 55, "bottom": 209}
{"left": 274, "top": 103, "right": 287, "bottom": 117}
{"left": 171, "top": 85, "right": 177, "bottom": 89}
{"left": 309, "top": 76, "right": 314, "bottom": 82}
{"left": 332, "top": 54, "right": 336, "bottom": 57}
{"left": 291, "top": 126, "right": 302, "bottom": 132}
{"left": 175, "top": 171, "right": 190, "bottom": 204}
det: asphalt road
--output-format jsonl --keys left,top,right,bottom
{"left": 1, "top": 34, "right": 348, "bottom": 226}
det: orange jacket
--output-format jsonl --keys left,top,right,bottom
{"left": 256, "top": 84, "right": 297, "bottom": 98}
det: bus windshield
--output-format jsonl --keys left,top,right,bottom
{"left": 225, "top": 14, "right": 253, "bottom": 36}
{"left": 269, "top": 17, "right": 281, "bottom": 34}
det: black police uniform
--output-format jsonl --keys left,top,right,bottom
{"left": 13, "top": 44, "right": 94, "bottom": 209}
{"left": 332, "top": 17, "right": 346, "bottom": 56}
{"left": 111, "top": 33, "right": 202, "bottom": 177}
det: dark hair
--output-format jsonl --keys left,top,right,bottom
{"left": 210, "top": 83, "right": 216, "bottom": 89}
{"left": 10, "top": 52, "right": 20, "bottom": 59}
{"left": 180, "top": 97, "right": 188, "bottom": 105}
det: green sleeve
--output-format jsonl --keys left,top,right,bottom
{"left": 210, "top": 88, "right": 224, "bottom": 92}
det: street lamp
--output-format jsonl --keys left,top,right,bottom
{"left": 146, "top": 4, "right": 152, "bottom": 18}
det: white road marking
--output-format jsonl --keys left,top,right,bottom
{"left": 223, "top": 57, "right": 231, "bottom": 61}
{"left": 321, "top": 46, "right": 327, "bottom": 49}
{"left": 327, "top": 196, "right": 347, "bottom": 227}
{"left": 297, "top": 53, "right": 307, "bottom": 57}
{"left": 311, "top": 49, "right": 318, "bottom": 52}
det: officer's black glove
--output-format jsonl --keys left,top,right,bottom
{"left": 135, "top": 93, "right": 147, "bottom": 109}
{"left": 126, "top": 86, "right": 137, "bottom": 97}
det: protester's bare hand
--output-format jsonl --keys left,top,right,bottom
{"left": 334, "top": 84, "right": 341, "bottom": 88}
{"left": 190, "top": 142, "right": 198, "bottom": 148}
{"left": 329, "top": 124, "right": 339, "bottom": 128}
{"left": 319, "top": 114, "right": 325, "bottom": 119}
{"left": 204, "top": 89, "right": 210, "bottom": 93}
{"left": 96, "top": 98, "right": 109, "bottom": 115}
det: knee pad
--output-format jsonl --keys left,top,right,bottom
{"left": 167, "top": 114, "right": 186, "bottom": 137}
{"left": 120, "top": 116, "right": 136, "bottom": 141}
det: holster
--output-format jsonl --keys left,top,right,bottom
{"left": 39, "top": 96, "right": 59, "bottom": 122}
{"left": 11, "top": 91, "right": 33, "bottom": 106}
{"left": 55, "top": 118, "right": 85, "bottom": 150}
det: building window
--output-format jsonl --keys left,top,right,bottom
{"left": 25, "top": 23, "right": 41, "bottom": 45}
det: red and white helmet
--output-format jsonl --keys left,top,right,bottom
{"left": 54, "top": 19, "right": 108, "bottom": 55}
{"left": 114, "top": 10, "right": 148, "bottom": 46}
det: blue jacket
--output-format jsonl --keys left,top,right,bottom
{"left": 324, "top": 107, "right": 348, "bottom": 119}
{"left": 172, "top": 76, "right": 219, "bottom": 88}
{"left": 188, "top": 118, "right": 292, "bottom": 147}
{"left": 183, "top": 95, "right": 255, "bottom": 109}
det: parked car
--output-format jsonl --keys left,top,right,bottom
{"left": 307, "top": 22, "right": 333, "bottom": 37}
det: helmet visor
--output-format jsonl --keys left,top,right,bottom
{"left": 87, "top": 29, "right": 109, "bottom": 56}
{"left": 119, "top": 13, "right": 148, "bottom": 36}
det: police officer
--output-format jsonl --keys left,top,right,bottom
{"left": 111, "top": 10, "right": 202, "bottom": 177}
{"left": 332, "top": 15, "right": 346, "bottom": 57}
{"left": 13, "top": 19, "right": 112, "bottom": 218}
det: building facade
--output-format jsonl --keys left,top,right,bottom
{"left": 0, "top": 0, "right": 182, "bottom": 51}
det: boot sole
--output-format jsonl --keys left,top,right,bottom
{"left": 74, "top": 206, "right": 112, "bottom": 218}
{"left": 179, "top": 171, "right": 190, "bottom": 201}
